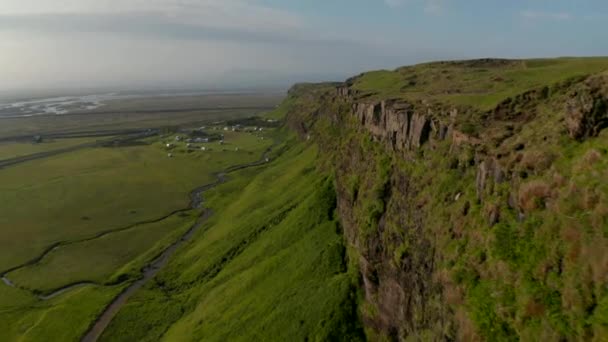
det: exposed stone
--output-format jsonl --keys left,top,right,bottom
{"left": 337, "top": 85, "right": 360, "bottom": 100}
{"left": 565, "top": 73, "right": 608, "bottom": 140}
{"left": 353, "top": 101, "right": 434, "bottom": 151}
{"left": 452, "top": 130, "right": 482, "bottom": 148}
{"left": 439, "top": 123, "right": 449, "bottom": 140}
{"left": 476, "top": 158, "right": 503, "bottom": 200}
{"left": 488, "top": 204, "right": 500, "bottom": 226}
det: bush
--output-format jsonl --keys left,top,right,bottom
{"left": 518, "top": 180, "right": 552, "bottom": 212}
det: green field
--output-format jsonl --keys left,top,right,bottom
{"left": 352, "top": 57, "right": 608, "bottom": 109}
{"left": 0, "top": 121, "right": 277, "bottom": 341}
{"left": 0, "top": 132, "right": 273, "bottom": 273}
{"left": 7, "top": 211, "right": 197, "bottom": 293}
{"left": 0, "top": 137, "right": 105, "bottom": 160}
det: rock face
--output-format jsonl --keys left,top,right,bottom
{"left": 286, "top": 70, "right": 608, "bottom": 341}
{"left": 476, "top": 157, "right": 504, "bottom": 201}
{"left": 566, "top": 73, "right": 608, "bottom": 140}
{"left": 351, "top": 100, "right": 448, "bottom": 152}
{"left": 337, "top": 86, "right": 359, "bottom": 99}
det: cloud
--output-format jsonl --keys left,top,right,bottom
{"left": 0, "top": 1, "right": 421, "bottom": 91}
{"left": 424, "top": 0, "right": 443, "bottom": 14}
{"left": 0, "top": 0, "right": 304, "bottom": 34}
{"left": 384, "top": 0, "right": 406, "bottom": 8}
{"left": 521, "top": 10, "right": 572, "bottom": 21}
{"left": 384, "top": 0, "right": 444, "bottom": 14}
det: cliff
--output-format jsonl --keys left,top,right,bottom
{"left": 283, "top": 58, "right": 608, "bottom": 341}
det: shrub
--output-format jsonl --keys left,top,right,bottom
{"left": 518, "top": 180, "right": 552, "bottom": 212}
{"left": 520, "top": 150, "right": 556, "bottom": 173}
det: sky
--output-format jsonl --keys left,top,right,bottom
{"left": 1, "top": 0, "right": 607, "bottom": 93}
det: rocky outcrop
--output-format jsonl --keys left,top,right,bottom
{"left": 475, "top": 157, "right": 505, "bottom": 201}
{"left": 337, "top": 86, "right": 359, "bottom": 100}
{"left": 565, "top": 73, "right": 608, "bottom": 140}
{"left": 350, "top": 101, "right": 453, "bottom": 152}
{"left": 285, "top": 70, "right": 608, "bottom": 341}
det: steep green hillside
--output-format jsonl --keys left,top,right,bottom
{"left": 99, "top": 134, "right": 364, "bottom": 341}
{"left": 284, "top": 58, "right": 608, "bottom": 341}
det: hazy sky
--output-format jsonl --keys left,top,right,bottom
{"left": 1, "top": 0, "right": 607, "bottom": 92}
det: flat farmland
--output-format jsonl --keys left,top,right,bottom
{"left": 0, "top": 93, "right": 282, "bottom": 139}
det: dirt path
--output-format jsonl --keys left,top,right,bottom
{"left": 79, "top": 145, "right": 274, "bottom": 342}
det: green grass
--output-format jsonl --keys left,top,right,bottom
{"left": 262, "top": 98, "right": 292, "bottom": 120}
{"left": 99, "top": 135, "right": 364, "bottom": 341}
{"left": 7, "top": 211, "right": 198, "bottom": 293}
{"left": 351, "top": 57, "right": 608, "bottom": 110}
{"left": 0, "top": 132, "right": 272, "bottom": 272}
{"left": 0, "top": 137, "right": 104, "bottom": 160}
{"left": 0, "top": 284, "right": 124, "bottom": 342}
{"left": 0, "top": 128, "right": 275, "bottom": 342}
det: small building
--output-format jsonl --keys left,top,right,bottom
{"left": 265, "top": 157, "right": 270, "bottom": 163}
{"left": 201, "top": 147, "right": 207, "bottom": 151}
{"left": 224, "top": 127, "right": 229, "bottom": 131}
{"left": 175, "top": 136, "right": 182, "bottom": 142}
{"left": 166, "top": 143, "right": 174, "bottom": 148}
{"left": 219, "top": 140, "right": 224, "bottom": 145}
{"left": 167, "top": 153, "right": 173, "bottom": 158}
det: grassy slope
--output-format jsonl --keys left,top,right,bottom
{"left": 0, "top": 284, "right": 124, "bottom": 342}
{"left": 99, "top": 135, "right": 364, "bottom": 341}
{"left": 352, "top": 57, "right": 608, "bottom": 110}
